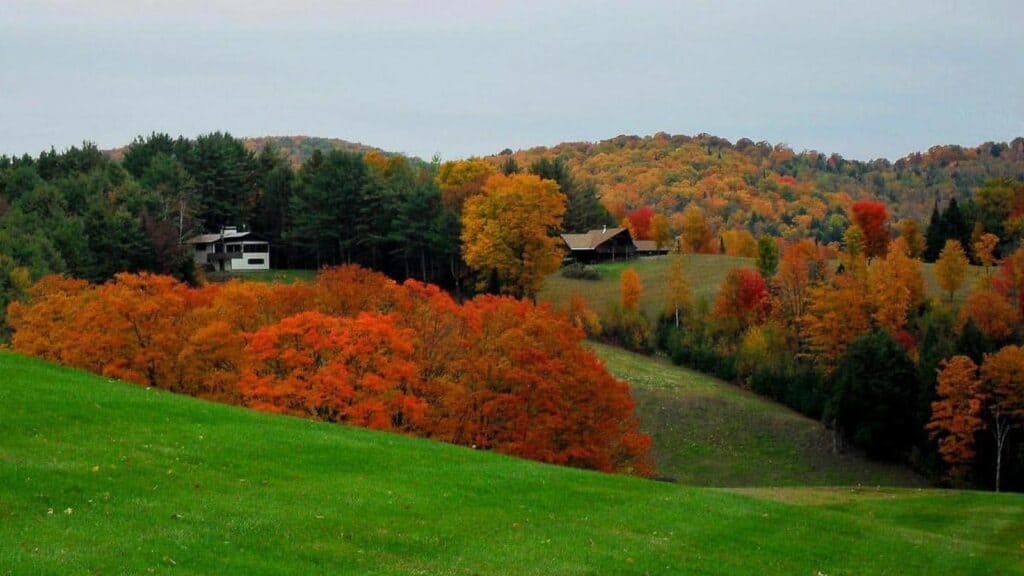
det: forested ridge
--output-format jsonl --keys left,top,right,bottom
{"left": 495, "top": 133, "right": 1024, "bottom": 245}
{"left": 106, "top": 135, "right": 398, "bottom": 167}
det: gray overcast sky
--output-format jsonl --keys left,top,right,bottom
{"left": 1, "top": 0, "right": 1022, "bottom": 161}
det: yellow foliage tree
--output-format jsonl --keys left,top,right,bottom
{"left": 664, "top": 256, "right": 692, "bottom": 327}
{"left": 897, "top": 218, "right": 925, "bottom": 259}
{"left": 868, "top": 260, "right": 911, "bottom": 335}
{"left": 888, "top": 237, "right": 926, "bottom": 306}
{"left": 973, "top": 232, "right": 1000, "bottom": 275}
{"left": 436, "top": 158, "right": 497, "bottom": 213}
{"left": 650, "top": 213, "right": 672, "bottom": 249}
{"left": 721, "top": 229, "right": 758, "bottom": 257}
{"left": 802, "top": 273, "right": 872, "bottom": 372}
{"left": 680, "top": 204, "right": 711, "bottom": 253}
{"left": 935, "top": 240, "right": 970, "bottom": 302}
{"left": 461, "top": 173, "right": 566, "bottom": 299}
{"left": 866, "top": 239, "right": 926, "bottom": 333}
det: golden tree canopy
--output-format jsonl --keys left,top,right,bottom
{"left": 461, "top": 173, "right": 566, "bottom": 299}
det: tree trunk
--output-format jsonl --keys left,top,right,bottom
{"left": 994, "top": 418, "right": 1009, "bottom": 493}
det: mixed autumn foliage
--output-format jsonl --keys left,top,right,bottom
{"left": 5, "top": 131, "right": 1024, "bottom": 490}
{"left": 559, "top": 194, "right": 1024, "bottom": 490}
{"left": 496, "top": 133, "right": 1024, "bottom": 246}
{"left": 6, "top": 266, "right": 653, "bottom": 476}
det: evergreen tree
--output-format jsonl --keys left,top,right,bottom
{"left": 287, "top": 150, "right": 368, "bottom": 266}
{"left": 827, "top": 330, "right": 920, "bottom": 460}
{"left": 187, "top": 132, "right": 258, "bottom": 231}
{"left": 924, "top": 198, "right": 946, "bottom": 261}
{"left": 529, "top": 157, "right": 611, "bottom": 232}
{"left": 942, "top": 197, "right": 973, "bottom": 256}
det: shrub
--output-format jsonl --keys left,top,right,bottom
{"left": 8, "top": 266, "right": 654, "bottom": 477}
{"left": 603, "top": 304, "right": 652, "bottom": 353}
{"left": 560, "top": 262, "right": 602, "bottom": 281}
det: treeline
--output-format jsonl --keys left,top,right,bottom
{"left": 501, "top": 133, "right": 1024, "bottom": 247}
{"left": 570, "top": 201, "right": 1024, "bottom": 491}
{"left": 7, "top": 265, "right": 653, "bottom": 476}
{"left": 0, "top": 133, "right": 618, "bottom": 331}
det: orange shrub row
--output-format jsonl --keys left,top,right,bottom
{"left": 7, "top": 266, "right": 653, "bottom": 476}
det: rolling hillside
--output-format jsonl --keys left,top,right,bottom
{"left": 541, "top": 253, "right": 984, "bottom": 322}
{"left": 105, "top": 135, "right": 406, "bottom": 166}
{"left": 593, "top": 343, "right": 922, "bottom": 487}
{"left": 2, "top": 351, "right": 1022, "bottom": 574}
{"left": 493, "top": 133, "right": 1024, "bottom": 241}
{"left": 242, "top": 136, "right": 405, "bottom": 166}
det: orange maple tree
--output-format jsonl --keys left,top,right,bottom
{"left": 928, "top": 356, "right": 985, "bottom": 482}
{"left": 620, "top": 267, "right": 642, "bottom": 312}
{"left": 240, "top": 311, "right": 428, "bottom": 430}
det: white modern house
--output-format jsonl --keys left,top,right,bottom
{"left": 186, "top": 227, "right": 271, "bottom": 272}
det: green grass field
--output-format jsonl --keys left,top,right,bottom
{"left": 2, "top": 351, "right": 1022, "bottom": 575}
{"left": 541, "top": 254, "right": 985, "bottom": 321}
{"left": 591, "top": 343, "right": 924, "bottom": 487}
{"left": 206, "top": 268, "right": 318, "bottom": 284}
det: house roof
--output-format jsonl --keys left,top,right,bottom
{"left": 560, "top": 227, "right": 631, "bottom": 251}
{"left": 633, "top": 240, "right": 668, "bottom": 252}
{"left": 185, "top": 230, "right": 266, "bottom": 244}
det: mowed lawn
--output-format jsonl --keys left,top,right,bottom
{"left": 591, "top": 343, "right": 924, "bottom": 488}
{"left": 2, "top": 352, "right": 1023, "bottom": 575}
{"left": 540, "top": 253, "right": 985, "bottom": 321}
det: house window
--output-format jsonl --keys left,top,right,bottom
{"left": 227, "top": 244, "right": 242, "bottom": 253}
{"left": 194, "top": 245, "right": 205, "bottom": 253}
{"left": 247, "top": 258, "right": 265, "bottom": 265}
{"left": 243, "top": 244, "right": 269, "bottom": 253}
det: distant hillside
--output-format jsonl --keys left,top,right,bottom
{"left": 242, "top": 135, "right": 396, "bottom": 166}
{"left": 106, "top": 135, "right": 403, "bottom": 167}
{"left": 492, "top": 133, "right": 1024, "bottom": 242}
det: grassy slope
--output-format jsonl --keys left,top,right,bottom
{"left": 2, "top": 352, "right": 1023, "bottom": 575}
{"left": 206, "top": 269, "right": 318, "bottom": 284}
{"left": 591, "top": 342, "right": 924, "bottom": 488}
{"left": 540, "top": 253, "right": 984, "bottom": 321}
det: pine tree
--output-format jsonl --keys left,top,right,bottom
{"left": 924, "top": 198, "right": 946, "bottom": 262}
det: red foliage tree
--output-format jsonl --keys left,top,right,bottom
{"left": 450, "top": 296, "right": 654, "bottom": 475}
{"left": 851, "top": 200, "right": 891, "bottom": 258}
{"left": 625, "top": 206, "right": 654, "bottom": 240}
{"left": 714, "top": 268, "right": 772, "bottom": 332}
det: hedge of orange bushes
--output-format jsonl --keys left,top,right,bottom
{"left": 7, "top": 266, "right": 653, "bottom": 476}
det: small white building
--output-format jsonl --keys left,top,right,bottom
{"left": 186, "top": 227, "right": 270, "bottom": 272}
